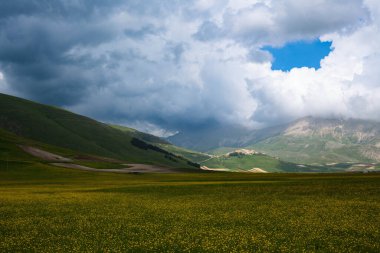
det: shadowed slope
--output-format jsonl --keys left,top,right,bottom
{"left": 0, "top": 93, "right": 199, "bottom": 169}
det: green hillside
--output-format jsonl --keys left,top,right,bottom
{"left": 201, "top": 153, "right": 283, "bottom": 172}
{"left": 110, "top": 124, "right": 170, "bottom": 145}
{"left": 0, "top": 128, "right": 38, "bottom": 163}
{"left": 0, "top": 93, "right": 199, "bottom": 170}
{"left": 249, "top": 117, "right": 380, "bottom": 164}
{"left": 170, "top": 117, "right": 380, "bottom": 165}
{"left": 0, "top": 128, "right": 83, "bottom": 177}
{"left": 111, "top": 124, "right": 211, "bottom": 163}
{"left": 157, "top": 144, "right": 211, "bottom": 163}
{"left": 200, "top": 152, "right": 343, "bottom": 173}
{"left": 250, "top": 136, "right": 372, "bottom": 164}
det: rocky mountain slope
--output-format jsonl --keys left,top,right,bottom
{"left": 168, "top": 116, "right": 380, "bottom": 164}
{"left": 250, "top": 117, "right": 380, "bottom": 164}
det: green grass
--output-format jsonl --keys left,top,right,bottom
{"left": 1, "top": 161, "right": 380, "bottom": 252}
{"left": 110, "top": 124, "right": 211, "bottom": 163}
{"left": 0, "top": 126, "right": 200, "bottom": 174}
{"left": 110, "top": 124, "right": 170, "bottom": 145}
{"left": 207, "top": 146, "right": 237, "bottom": 155}
{"left": 201, "top": 153, "right": 341, "bottom": 173}
{"left": 73, "top": 161, "right": 130, "bottom": 170}
{"left": 202, "top": 154, "right": 283, "bottom": 172}
{"left": 0, "top": 93, "right": 198, "bottom": 170}
{"left": 250, "top": 135, "right": 375, "bottom": 164}
{"left": 157, "top": 144, "right": 211, "bottom": 163}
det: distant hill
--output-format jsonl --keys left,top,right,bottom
{"left": 167, "top": 124, "right": 284, "bottom": 152}
{"left": 199, "top": 148, "right": 351, "bottom": 173}
{"left": 110, "top": 124, "right": 170, "bottom": 145}
{"left": 168, "top": 116, "right": 380, "bottom": 164}
{"left": 250, "top": 117, "right": 380, "bottom": 164}
{"left": 110, "top": 124, "right": 211, "bottom": 163}
{"left": 0, "top": 93, "right": 199, "bottom": 170}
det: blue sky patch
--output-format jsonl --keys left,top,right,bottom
{"left": 263, "top": 40, "right": 333, "bottom": 71}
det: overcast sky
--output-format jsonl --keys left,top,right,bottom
{"left": 0, "top": 0, "right": 379, "bottom": 136}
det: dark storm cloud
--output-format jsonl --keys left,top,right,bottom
{"left": 0, "top": 0, "right": 190, "bottom": 106}
{"left": 124, "top": 25, "right": 159, "bottom": 39}
{"left": 211, "top": 0, "right": 370, "bottom": 47}
{"left": 0, "top": 0, "right": 122, "bottom": 105}
{"left": 0, "top": 0, "right": 126, "bottom": 18}
{"left": 0, "top": 0, "right": 378, "bottom": 135}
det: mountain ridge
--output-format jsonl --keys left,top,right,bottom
{"left": 168, "top": 116, "right": 380, "bottom": 164}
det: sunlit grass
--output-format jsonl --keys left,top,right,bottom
{"left": 1, "top": 163, "right": 379, "bottom": 252}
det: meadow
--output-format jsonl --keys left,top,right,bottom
{"left": 1, "top": 161, "right": 379, "bottom": 252}
{"left": 201, "top": 153, "right": 344, "bottom": 173}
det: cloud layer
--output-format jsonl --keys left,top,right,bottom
{"left": 0, "top": 0, "right": 379, "bottom": 135}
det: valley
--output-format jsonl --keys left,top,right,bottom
{"left": 1, "top": 160, "right": 379, "bottom": 252}
{"left": 199, "top": 148, "right": 380, "bottom": 173}
{"left": 169, "top": 116, "right": 380, "bottom": 168}
{"left": 1, "top": 1, "right": 380, "bottom": 251}
{"left": 1, "top": 93, "right": 380, "bottom": 174}
{"left": 1, "top": 93, "right": 380, "bottom": 252}
{"left": 0, "top": 93, "right": 201, "bottom": 173}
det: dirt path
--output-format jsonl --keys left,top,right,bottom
{"left": 248, "top": 168, "right": 268, "bottom": 173}
{"left": 52, "top": 163, "right": 180, "bottom": 174}
{"left": 20, "top": 145, "right": 72, "bottom": 162}
{"left": 20, "top": 145, "right": 181, "bottom": 173}
{"left": 200, "top": 166, "right": 230, "bottom": 172}
{"left": 124, "top": 164, "right": 180, "bottom": 173}
{"left": 201, "top": 165, "right": 268, "bottom": 173}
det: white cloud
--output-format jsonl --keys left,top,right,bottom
{"left": 248, "top": 1, "right": 380, "bottom": 124}
{"left": 211, "top": 0, "right": 370, "bottom": 46}
{"left": 0, "top": 71, "right": 10, "bottom": 94}
{"left": 0, "top": 0, "right": 380, "bottom": 134}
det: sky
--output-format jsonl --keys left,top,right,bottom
{"left": 263, "top": 40, "right": 333, "bottom": 71}
{"left": 0, "top": 0, "right": 379, "bottom": 136}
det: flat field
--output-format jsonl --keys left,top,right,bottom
{"left": 1, "top": 162, "right": 379, "bottom": 252}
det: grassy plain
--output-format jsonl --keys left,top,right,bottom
{"left": 1, "top": 161, "right": 379, "bottom": 252}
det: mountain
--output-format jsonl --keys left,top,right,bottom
{"left": 250, "top": 117, "right": 380, "bottom": 164}
{"left": 110, "top": 124, "right": 211, "bottom": 163}
{"left": 1, "top": 93, "right": 378, "bottom": 173}
{"left": 110, "top": 124, "right": 170, "bottom": 145}
{"left": 199, "top": 148, "right": 343, "bottom": 173}
{"left": 167, "top": 124, "right": 284, "bottom": 152}
{"left": 0, "top": 93, "right": 200, "bottom": 170}
{"left": 168, "top": 116, "right": 380, "bottom": 164}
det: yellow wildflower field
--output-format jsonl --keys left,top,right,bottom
{"left": 0, "top": 162, "right": 379, "bottom": 252}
